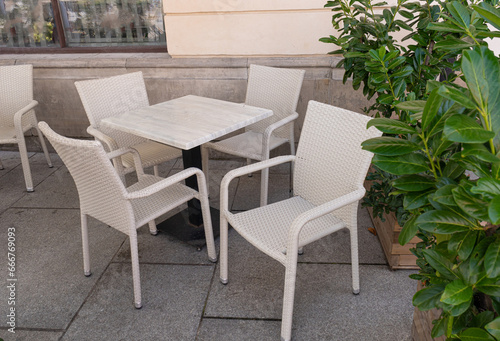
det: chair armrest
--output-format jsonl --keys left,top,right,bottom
{"left": 13, "top": 100, "right": 38, "bottom": 127}
{"left": 263, "top": 112, "right": 299, "bottom": 138}
{"left": 87, "top": 126, "right": 119, "bottom": 152}
{"left": 220, "top": 155, "right": 296, "bottom": 213}
{"left": 106, "top": 147, "right": 144, "bottom": 176}
{"left": 125, "top": 167, "right": 205, "bottom": 200}
{"left": 287, "top": 188, "right": 366, "bottom": 251}
{"left": 262, "top": 113, "right": 299, "bottom": 157}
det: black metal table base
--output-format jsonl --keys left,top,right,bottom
{"left": 156, "top": 207, "right": 220, "bottom": 248}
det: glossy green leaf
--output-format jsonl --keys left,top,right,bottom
{"left": 471, "top": 178, "right": 500, "bottom": 200}
{"left": 392, "top": 174, "right": 435, "bottom": 191}
{"left": 399, "top": 214, "right": 419, "bottom": 245}
{"left": 442, "top": 160, "right": 465, "bottom": 180}
{"left": 452, "top": 186, "right": 490, "bottom": 221}
{"left": 392, "top": 65, "right": 413, "bottom": 78}
{"left": 404, "top": 191, "right": 431, "bottom": 210}
{"left": 459, "top": 328, "right": 495, "bottom": 341}
{"left": 395, "top": 100, "right": 427, "bottom": 112}
{"left": 372, "top": 153, "right": 428, "bottom": 175}
{"left": 434, "top": 37, "right": 475, "bottom": 50}
{"left": 422, "top": 88, "right": 443, "bottom": 131}
{"left": 461, "top": 144, "right": 500, "bottom": 163}
{"left": 423, "top": 249, "right": 461, "bottom": 280}
{"left": 444, "top": 115, "right": 495, "bottom": 143}
{"left": 437, "top": 85, "right": 477, "bottom": 110}
{"left": 485, "top": 317, "right": 500, "bottom": 340}
{"left": 431, "top": 316, "right": 447, "bottom": 339}
{"left": 476, "top": 277, "right": 500, "bottom": 296}
{"left": 470, "top": 237, "right": 497, "bottom": 275}
{"left": 434, "top": 185, "right": 458, "bottom": 206}
{"left": 361, "top": 137, "right": 421, "bottom": 156}
{"left": 344, "top": 52, "right": 368, "bottom": 59}
{"left": 387, "top": 56, "right": 406, "bottom": 70}
{"left": 412, "top": 284, "right": 446, "bottom": 311}
{"left": 462, "top": 47, "right": 500, "bottom": 116}
{"left": 366, "top": 118, "right": 416, "bottom": 134}
{"left": 484, "top": 238, "right": 500, "bottom": 278}
{"left": 473, "top": 3, "right": 500, "bottom": 31}
{"left": 447, "top": 1, "right": 471, "bottom": 28}
{"left": 446, "top": 299, "right": 472, "bottom": 316}
{"left": 488, "top": 195, "right": 500, "bottom": 224}
{"left": 441, "top": 279, "right": 473, "bottom": 305}
{"left": 427, "top": 21, "right": 465, "bottom": 33}
{"left": 449, "top": 230, "right": 477, "bottom": 261}
{"left": 417, "top": 210, "right": 472, "bottom": 234}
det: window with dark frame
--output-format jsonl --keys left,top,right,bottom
{"left": 0, "top": 0, "right": 166, "bottom": 52}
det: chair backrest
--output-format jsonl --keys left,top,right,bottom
{"left": 244, "top": 64, "right": 305, "bottom": 139}
{"left": 293, "top": 101, "right": 383, "bottom": 206}
{"left": 38, "top": 122, "right": 133, "bottom": 234}
{"left": 75, "top": 72, "right": 150, "bottom": 148}
{"left": 0, "top": 64, "right": 34, "bottom": 127}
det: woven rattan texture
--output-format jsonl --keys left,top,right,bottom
{"left": 0, "top": 64, "right": 34, "bottom": 127}
{"left": 75, "top": 72, "right": 150, "bottom": 148}
{"left": 244, "top": 64, "right": 305, "bottom": 139}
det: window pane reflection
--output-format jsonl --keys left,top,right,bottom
{"left": 0, "top": 0, "right": 58, "bottom": 47}
{"left": 59, "top": 0, "right": 165, "bottom": 46}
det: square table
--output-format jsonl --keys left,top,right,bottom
{"left": 101, "top": 95, "right": 273, "bottom": 245}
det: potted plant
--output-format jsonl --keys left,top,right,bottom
{"left": 321, "top": 0, "right": 464, "bottom": 269}
{"left": 322, "top": 0, "right": 500, "bottom": 338}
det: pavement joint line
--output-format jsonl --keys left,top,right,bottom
{"left": 110, "top": 260, "right": 216, "bottom": 267}
{"left": 201, "top": 316, "right": 282, "bottom": 322}
{"left": 195, "top": 253, "right": 219, "bottom": 340}
{"left": 58, "top": 237, "right": 128, "bottom": 340}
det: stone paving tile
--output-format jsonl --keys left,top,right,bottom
{"left": 197, "top": 318, "right": 281, "bottom": 341}
{"left": 61, "top": 263, "right": 214, "bottom": 341}
{"left": 0, "top": 153, "right": 62, "bottom": 214}
{"left": 0, "top": 151, "right": 34, "bottom": 175}
{"left": 291, "top": 264, "right": 415, "bottom": 341}
{"left": 13, "top": 166, "right": 79, "bottom": 209}
{"left": 0, "top": 209, "right": 126, "bottom": 330}
{"left": 113, "top": 223, "right": 220, "bottom": 265}
{"left": 0, "top": 329, "right": 63, "bottom": 341}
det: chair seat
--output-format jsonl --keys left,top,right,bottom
{"left": 226, "top": 196, "right": 345, "bottom": 264}
{"left": 0, "top": 124, "right": 32, "bottom": 141}
{"left": 206, "top": 131, "right": 289, "bottom": 160}
{"left": 128, "top": 174, "right": 198, "bottom": 228}
{"left": 121, "top": 141, "right": 182, "bottom": 172}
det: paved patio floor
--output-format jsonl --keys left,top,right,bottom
{"left": 0, "top": 151, "right": 416, "bottom": 341}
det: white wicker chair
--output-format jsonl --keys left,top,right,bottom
{"left": 202, "top": 64, "right": 305, "bottom": 206}
{"left": 75, "top": 72, "right": 182, "bottom": 178}
{"left": 219, "top": 101, "right": 383, "bottom": 341}
{"left": 38, "top": 121, "right": 216, "bottom": 309}
{"left": 0, "top": 64, "right": 52, "bottom": 191}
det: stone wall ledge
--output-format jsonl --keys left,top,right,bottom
{"left": 0, "top": 53, "right": 341, "bottom": 70}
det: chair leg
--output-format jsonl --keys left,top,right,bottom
{"left": 153, "top": 165, "right": 159, "bottom": 177}
{"left": 0, "top": 158, "right": 4, "bottom": 170}
{"left": 219, "top": 214, "right": 229, "bottom": 284}
{"left": 201, "top": 145, "right": 210, "bottom": 195}
{"left": 148, "top": 221, "right": 158, "bottom": 235}
{"left": 260, "top": 167, "right": 269, "bottom": 207}
{"left": 81, "top": 213, "right": 91, "bottom": 277}
{"left": 129, "top": 231, "right": 142, "bottom": 309}
{"left": 198, "top": 177, "right": 217, "bottom": 262}
{"left": 281, "top": 251, "right": 299, "bottom": 341}
{"left": 17, "top": 138, "right": 34, "bottom": 192}
{"left": 349, "top": 226, "right": 360, "bottom": 295}
{"left": 35, "top": 125, "right": 53, "bottom": 168}
{"left": 289, "top": 141, "right": 295, "bottom": 196}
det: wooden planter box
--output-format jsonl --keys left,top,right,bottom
{"left": 364, "top": 171, "right": 420, "bottom": 270}
{"left": 411, "top": 282, "right": 446, "bottom": 341}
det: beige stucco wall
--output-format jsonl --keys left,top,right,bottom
{"left": 163, "top": 0, "right": 335, "bottom": 56}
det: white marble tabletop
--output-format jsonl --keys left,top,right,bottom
{"left": 101, "top": 95, "right": 273, "bottom": 150}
